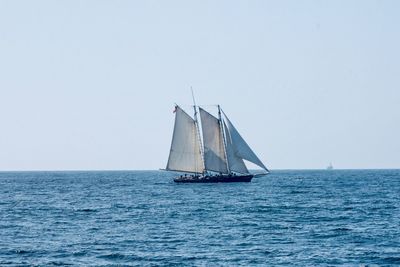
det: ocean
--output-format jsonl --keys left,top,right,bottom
{"left": 0, "top": 170, "right": 399, "bottom": 266}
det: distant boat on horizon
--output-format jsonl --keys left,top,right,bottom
{"left": 327, "top": 162, "right": 333, "bottom": 170}
{"left": 164, "top": 104, "right": 269, "bottom": 183}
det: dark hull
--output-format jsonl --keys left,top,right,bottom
{"left": 174, "top": 174, "right": 253, "bottom": 183}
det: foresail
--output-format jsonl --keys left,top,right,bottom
{"left": 166, "top": 106, "right": 204, "bottom": 173}
{"left": 223, "top": 111, "right": 269, "bottom": 172}
{"left": 223, "top": 121, "right": 249, "bottom": 174}
{"left": 199, "top": 108, "right": 228, "bottom": 173}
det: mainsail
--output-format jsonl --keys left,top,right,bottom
{"left": 166, "top": 106, "right": 204, "bottom": 173}
{"left": 199, "top": 108, "right": 228, "bottom": 173}
{"left": 222, "top": 111, "right": 269, "bottom": 172}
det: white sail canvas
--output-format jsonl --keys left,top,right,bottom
{"left": 199, "top": 108, "right": 228, "bottom": 174}
{"left": 223, "top": 111, "right": 269, "bottom": 172}
{"left": 223, "top": 121, "right": 249, "bottom": 174}
{"left": 166, "top": 106, "right": 204, "bottom": 173}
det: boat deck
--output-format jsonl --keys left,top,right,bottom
{"left": 174, "top": 174, "right": 253, "bottom": 183}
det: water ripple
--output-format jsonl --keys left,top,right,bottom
{"left": 0, "top": 170, "right": 399, "bottom": 266}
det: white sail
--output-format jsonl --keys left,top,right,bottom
{"left": 199, "top": 108, "right": 228, "bottom": 173}
{"left": 223, "top": 111, "right": 269, "bottom": 172}
{"left": 223, "top": 121, "right": 249, "bottom": 174}
{"left": 166, "top": 106, "right": 204, "bottom": 173}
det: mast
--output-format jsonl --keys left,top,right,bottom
{"left": 191, "top": 87, "right": 205, "bottom": 174}
{"left": 218, "top": 105, "right": 230, "bottom": 174}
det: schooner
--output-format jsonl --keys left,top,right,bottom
{"left": 165, "top": 104, "right": 269, "bottom": 183}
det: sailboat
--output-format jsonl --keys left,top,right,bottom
{"left": 327, "top": 162, "right": 333, "bottom": 170}
{"left": 165, "top": 104, "right": 269, "bottom": 183}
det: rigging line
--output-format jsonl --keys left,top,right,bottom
{"left": 178, "top": 104, "right": 220, "bottom": 108}
{"left": 197, "top": 104, "right": 220, "bottom": 107}
{"left": 191, "top": 87, "right": 205, "bottom": 174}
{"left": 191, "top": 87, "right": 197, "bottom": 108}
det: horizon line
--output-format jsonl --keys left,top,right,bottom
{"left": 0, "top": 168, "right": 399, "bottom": 172}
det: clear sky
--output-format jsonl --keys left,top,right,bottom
{"left": 0, "top": 1, "right": 399, "bottom": 170}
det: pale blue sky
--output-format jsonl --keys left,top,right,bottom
{"left": 0, "top": 1, "right": 399, "bottom": 170}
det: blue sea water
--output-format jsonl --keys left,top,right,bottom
{"left": 0, "top": 170, "right": 399, "bottom": 266}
